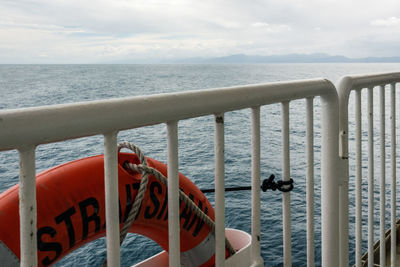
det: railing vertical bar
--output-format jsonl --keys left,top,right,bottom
{"left": 18, "top": 146, "right": 38, "bottom": 267}
{"left": 282, "top": 101, "right": 292, "bottom": 267}
{"left": 251, "top": 106, "right": 263, "bottom": 267}
{"left": 368, "top": 87, "right": 374, "bottom": 267}
{"left": 338, "top": 82, "right": 350, "bottom": 267}
{"left": 379, "top": 85, "right": 386, "bottom": 267}
{"left": 320, "top": 90, "right": 339, "bottom": 267}
{"left": 355, "top": 89, "right": 362, "bottom": 267}
{"left": 306, "top": 97, "right": 315, "bottom": 267}
{"left": 390, "top": 83, "right": 397, "bottom": 267}
{"left": 214, "top": 113, "right": 226, "bottom": 267}
{"left": 167, "top": 121, "right": 180, "bottom": 267}
{"left": 104, "top": 131, "right": 120, "bottom": 267}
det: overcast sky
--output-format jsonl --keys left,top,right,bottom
{"left": 1, "top": 0, "right": 400, "bottom": 63}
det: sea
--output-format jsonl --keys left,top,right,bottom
{"left": 1, "top": 63, "right": 400, "bottom": 266}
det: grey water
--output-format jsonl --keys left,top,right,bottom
{"left": 1, "top": 63, "right": 400, "bottom": 266}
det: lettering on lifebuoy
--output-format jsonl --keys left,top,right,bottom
{"left": 54, "top": 207, "right": 76, "bottom": 249}
{"left": 36, "top": 180, "right": 207, "bottom": 266}
{"left": 37, "top": 226, "right": 62, "bottom": 266}
{"left": 144, "top": 181, "right": 162, "bottom": 219}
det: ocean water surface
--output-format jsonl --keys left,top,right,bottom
{"left": 1, "top": 63, "right": 400, "bottom": 266}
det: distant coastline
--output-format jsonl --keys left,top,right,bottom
{"left": 3, "top": 53, "right": 400, "bottom": 65}
{"left": 105, "top": 53, "right": 400, "bottom": 64}
{"left": 173, "top": 53, "right": 400, "bottom": 64}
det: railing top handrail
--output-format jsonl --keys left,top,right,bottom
{"left": 337, "top": 71, "right": 400, "bottom": 159}
{"left": 337, "top": 71, "right": 400, "bottom": 93}
{"left": 0, "top": 78, "right": 336, "bottom": 151}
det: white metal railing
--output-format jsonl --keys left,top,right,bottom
{"left": 306, "top": 97, "right": 315, "bottom": 267}
{"left": 0, "top": 78, "right": 340, "bottom": 267}
{"left": 337, "top": 72, "right": 400, "bottom": 267}
{"left": 3, "top": 71, "right": 400, "bottom": 267}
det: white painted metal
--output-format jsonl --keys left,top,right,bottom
{"left": 133, "top": 229, "right": 252, "bottom": 267}
{"left": 320, "top": 86, "right": 340, "bottom": 267}
{"left": 368, "top": 87, "right": 374, "bottom": 267}
{"left": 224, "top": 229, "right": 252, "bottom": 267}
{"left": 338, "top": 139, "right": 349, "bottom": 267}
{"left": 282, "top": 101, "right": 292, "bottom": 267}
{"left": 355, "top": 89, "right": 362, "bottom": 267}
{"left": 18, "top": 146, "right": 38, "bottom": 267}
{"left": 214, "top": 113, "right": 226, "bottom": 267}
{"left": 390, "top": 83, "right": 397, "bottom": 267}
{"left": 337, "top": 72, "right": 400, "bottom": 267}
{"left": 306, "top": 97, "right": 315, "bottom": 267}
{"left": 0, "top": 78, "right": 341, "bottom": 267}
{"left": 337, "top": 79, "right": 350, "bottom": 267}
{"left": 250, "top": 107, "right": 263, "bottom": 267}
{"left": 104, "top": 132, "right": 120, "bottom": 267}
{"left": 0, "top": 79, "right": 341, "bottom": 151}
{"left": 379, "top": 85, "right": 386, "bottom": 267}
{"left": 8, "top": 72, "right": 400, "bottom": 267}
{"left": 167, "top": 121, "right": 180, "bottom": 267}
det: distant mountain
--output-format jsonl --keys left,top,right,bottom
{"left": 173, "top": 53, "right": 400, "bottom": 64}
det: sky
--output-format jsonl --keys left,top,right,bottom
{"left": 1, "top": 0, "right": 400, "bottom": 63}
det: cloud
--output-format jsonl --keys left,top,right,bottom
{"left": 370, "top": 16, "right": 400, "bottom": 27}
{"left": 1, "top": 0, "right": 400, "bottom": 62}
{"left": 251, "top": 22, "right": 291, "bottom": 33}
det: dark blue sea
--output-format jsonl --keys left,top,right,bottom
{"left": 1, "top": 63, "right": 400, "bottom": 266}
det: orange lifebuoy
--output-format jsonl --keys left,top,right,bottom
{"left": 0, "top": 152, "right": 222, "bottom": 266}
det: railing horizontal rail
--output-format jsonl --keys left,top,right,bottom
{"left": 0, "top": 79, "right": 335, "bottom": 151}
{"left": 338, "top": 72, "right": 400, "bottom": 91}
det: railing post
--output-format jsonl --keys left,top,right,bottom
{"left": 281, "top": 101, "right": 292, "bottom": 267}
{"left": 355, "top": 89, "right": 362, "bottom": 267}
{"left": 306, "top": 97, "right": 315, "bottom": 267}
{"left": 337, "top": 81, "right": 350, "bottom": 267}
{"left": 167, "top": 121, "right": 180, "bottom": 267}
{"left": 367, "top": 87, "right": 374, "bottom": 267}
{"left": 390, "top": 83, "right": 397, "bottom": 267}
{"left": 18, "top": 145, "right": 38, "bottom": 267}
{"left": 104, "top": 131, "right": 120, "bottom": 267}
{"left": 251, "top": 107, "right": 263, "bottom": 267}
{"left": 321, "top": 89, "right": 340, "bottom": 267}
{"left": 379, "top": 85, "right": 386, "bottom": 267}
{"left": 214, "top": 113, "right": 226, "bottom": 267}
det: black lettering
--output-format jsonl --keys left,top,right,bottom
{"left": 37, "top": 226, "right": 62, "bottom": 266}
{"left": 118, "top": 200, "right": 122, "bottom": 223}
{"left": 132, "top": 182, "right": 140, "bottom": 190}
{"left": 180, "top": 194, "right": 194, "bottom": 229}
{"left": 130, "top": 183, "right": 143, "bottom": 220}
{"left": 79, "top": 197, "right": 101, "bottom": 240}
{"left": 144, "top": 182, "right": 162, "bottom": 219}
{"left": 157, "top": 191, "right": 168, "bottom": 220}
{"left": 122, "top": 184, "right": 135, "bottom": 222}
{"left": 163, "top": 209, "right": 168, "bottom": 221}
{"left": 184, "top": 199, "right": 208, "bottom": 237}
{"left": 54, "top": 207, "right": 76, "bottom": 249}
{"left": 192, "top": 207, "right": 208, "bottom": 237}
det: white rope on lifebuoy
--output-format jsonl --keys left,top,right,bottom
{"left": 103, "top": 141, "right": 235, "bottom": 266}
{"left": 117, "top": 141, "right": 149, "bottom": 244}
